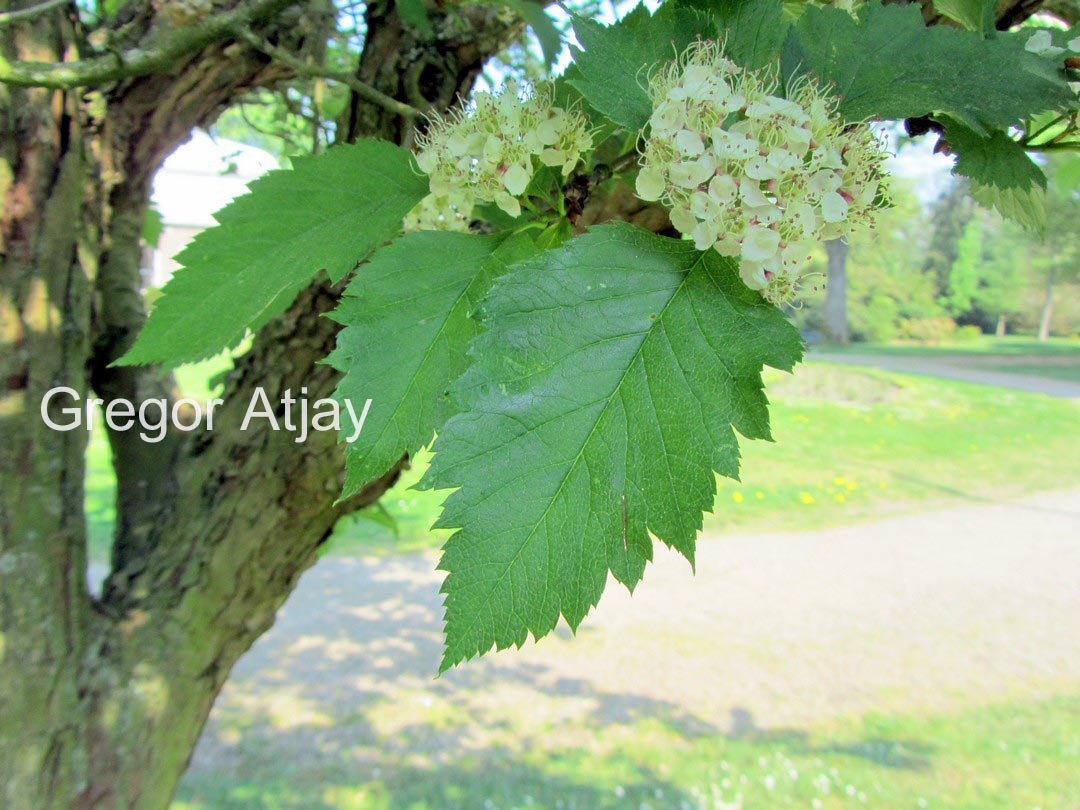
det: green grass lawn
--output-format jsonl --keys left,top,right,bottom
{"left": 813, "top": 335, "right": 1080, "bottom": 358}
{"left": 86, "top": 356, "right": 1080, "bottom": 562}
{"left": 174, "top": 694, "right": 1080, "bottom": 809}
{"left": 326, "top": 361, "right": 1080, "bottom": 555}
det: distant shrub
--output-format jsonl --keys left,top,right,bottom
{"left": 899, "top": 316, "right": 957, "bottom": 344}
{"left": 951, "top": 324, "right": 984, "bottom": 343}
{"left": 849, "top": 294, "right": 901, "bottom": 343}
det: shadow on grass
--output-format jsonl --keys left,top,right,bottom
{"left": 178, "top": 554, "right": 936, "bottom": 809}
{"left": 888, "top": 472, "right": 1080, "bottom": 517}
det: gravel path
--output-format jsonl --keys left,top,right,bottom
{"left": 810, "top": 352, "right": 1080, "bottom": 399}
{"left": 191, "top": 487, "right": 1080, "bottom": 771}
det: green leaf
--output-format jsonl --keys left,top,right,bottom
{"left": 933, "top": 0, "right": 995, "bottom": 35}
{"left": 786, "top": 2, "right": 1076, "bottom": 132}
{"left": 943, "top": 119, "right": 1048, "bottom": 229}
{"left": 569, "top": 3, "right": 716, "bottom": 131}
{"left": 355, "top": 502, "right": 400, "bottom": 538}
{"left": 971, "top": 182, "right": 1046, "bottom": 232}
{"left": 397, "top": 0, "right": 434, "bottom": 37}
{"left": 121, "top": 141, "right": 428, "bottom": 367}
{"left": 329, "top": 231, "right": 535, "bottom": 497}
{"left": 500, "top": 0, "right": 563, "bottom": 69}
{"left": 680, "top": 0, "right": 790, "bottom": 69}
{"left": 141, "top": 204, "right": 163, "bottom": 250}
{"left": 570, "top": 0, "right": 788, "bottom": 131}
{"left": 944, "top": 120, "right": 1047, "bottom": 192}
{"left": 422, "top": 223, "right": 803, "bottom": 670}
{"left": 1054, "top": 155, "right": 1080, "bottom": 191}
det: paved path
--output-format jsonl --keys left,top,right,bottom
{"left": 810, "top": 352, "right": 1080, "bottom": 399}
{"left": 191, "top": 488, "right": 1080, "bottom": 776}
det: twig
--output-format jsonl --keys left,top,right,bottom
{"left": 0, "top": 0, "right": 293, "bottom": 88}
{"left": 238, "top": 29, "right": 421, "bottom": 120}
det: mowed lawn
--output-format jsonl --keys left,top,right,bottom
{"left": 85, "top": 349, "right": 1080, "bottom": 560}
{"left": 175, "top": 695, "right": 1080, "bottom": 809}
{"left": 327, "top": 358, "right": 1080, "bottom": 555}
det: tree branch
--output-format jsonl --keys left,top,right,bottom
{"left": 0, "top": 0, "right": 293, "bottom": 89}
{"left": 0, "top": 0, "right": 69, "bottom": 27}
{"left": 238, "top": 27, "right": 422, "bottom": 119}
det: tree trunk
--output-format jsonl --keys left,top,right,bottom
{"left": 1037, "top": 278, "right": 1054, "bottom": 341}
{"left": 996, "top": 313, "right": 1006, "bottom": 336}
{"left": 822, "top": 238, "right": 849, "bottom": 345}
{"left": 1, "top": 75, "right": 94, "bottom": 810}
{"left": 1, "top": 2, "right": 520, "bottom": 806}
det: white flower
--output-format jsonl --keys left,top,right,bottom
{"left": 668, "top": 155, "right": 714, "bottom": 188}
{"left": 669, "top": 204, "right": 699, "bottom": 236}
{"left": 692, "top": 220, "right": 719, "bottom": 251}
{"left": 690, "top": 190, "right": 722, "bottom": 220}
{"left": 408, "top": 80, "right": 592, "bottom": 231}
{"left": 821, "top": 191, "right": 849, "bottom": 222}
{"left": 502, "top": 162, "right": 531, "bottom": 196}
{"left": 783, "top": 201, "right": 816, "bottom": 238}
{"left": 676, "top": 128, "right": 707, "bottom": 156}
{"left": 636, "top": 167, "right": 666, "bottom": 201}
{"left": 709, "top": 174, "right": 738, "bottom": 204}
{"left": 1026, "top": 29, "right": 1065, "bottom": 57}
{"left": 745, "top": 203, "right": 782, "bottom": 225}
{"left": 740, "top": 182, "right": 770, "bottom": 208}
{"left": 741, "top": 225, "right": 781, "bottom": 261}
{"left": 713, "top": 128, "right": 758, "bottom": 159}
{"left": 635, "top": 40, "right": 890, "bottom": 305}
{"left": 739, "top": 258, "right": 768, "bottom": 288}
{"left": 494, "top": 191, "right": 521, "bottom": 218}
{"left": 744, "top": 155, "right": 779, "bottom": 181}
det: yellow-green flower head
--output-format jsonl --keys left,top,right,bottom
{"left": 405, "top": 81, "right": 593, "bottom": 231}
{"left": 636, "top": 40, "right": 890, "bottom": 305}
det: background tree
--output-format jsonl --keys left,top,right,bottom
{"left": 971, "top": 213, "right": 1027, "bottom": 335}
{"left": 822, "top": 238, "right": 850, "bottom": 344}
{"left": 1032, "top": 158, "right": 1080, "bottom": 338}
{"left": 966, "top": 156, "right": 1080, "bottom": 337}
{"left": 943, "top": 217, "right": 982, "bottom": 316}
{"left": 921, "top": 179, "right": 975, "bottom": 296}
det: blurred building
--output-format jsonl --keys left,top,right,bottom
{"left": 143, "top": 131, "right": 278, "bottom": 289}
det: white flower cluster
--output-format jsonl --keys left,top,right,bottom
{"left": 1026, "top": 30, "right": 1080, "bottom": 97}
{"left": 404, "top": 81, "right": 593, "bottom": 232}
{"left": 636, "top": 41, "right": 890, "bottom": 305}
{"left": 1025, "top": 29, "right": 1080, "bottom": 58}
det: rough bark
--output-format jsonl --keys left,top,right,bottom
{"left": 822, "top": 239, "right": 849, "bottom": 345}
{"left": 1, "top": 58, "right": 94, "bottom": 810}
{"left": 2, "top": 1, "right": 522, "bottom": 807}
